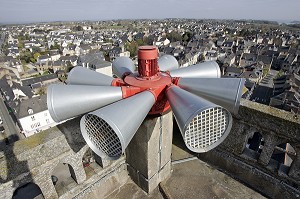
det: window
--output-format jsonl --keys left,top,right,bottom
{"left": 28, "top": 109, "right": 33, "bottom": 115}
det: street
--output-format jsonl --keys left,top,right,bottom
{"left": 0, "top": 97, "right": 20, "bottom": 141}
{"left": 0, "top": 32, "right": 5, "bottom": 55}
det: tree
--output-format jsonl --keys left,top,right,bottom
{"left": 182, "top": 31, "right": 193, "bottom": 43}
{"left": 50, "top": 42, "right": 60, "bottom": 50}
{"left": 36, "top": 87, "right": 46, "bottom": 96}
{"left": 166, "top": 31, "right": 182, "bottom": 42}
{"left": 32, "top": 46, "right": 40, "bottom": 54}
{"left": 33, "top": 52, "right": 41, "bottom": 60}
{"left": 125, "top": 41, "right": 139, "bottom": 58}
{"left": 73, "top": 25, "right": 83, "bottom": 31}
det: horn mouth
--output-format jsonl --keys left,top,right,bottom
{"left": 183, "top": 106, "right": 232, "bottom": 153}
{"left": 81, "top": 113, "right": 122, "bottom": 160}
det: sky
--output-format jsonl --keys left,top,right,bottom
{"left": 0, "top": 0, "right": 299, "bottom": 24}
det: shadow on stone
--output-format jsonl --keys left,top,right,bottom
{"left": 0, "top": 135, "right": 44, "bottom": 198}
{"left": 171, "top": 117, "right": 196, "bottom": 158}
{"left": 57, "top": 117, "right": 86, "bottom": 153}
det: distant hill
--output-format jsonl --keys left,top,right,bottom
{"left": 290, "top": 21, "right": 300, "bottom": 24}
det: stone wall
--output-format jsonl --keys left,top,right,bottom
{"left": 1, "top": 99, "right": 299, "bottom": 199}
{"left": 0, "top": 117, "right": 128, "bottom": 199}
{"left": 198, "top": 99, "right": 300, "bottom": 199}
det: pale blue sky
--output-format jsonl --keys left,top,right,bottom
{"left": 0, "top": 0, "right": 299, "bottom": 24}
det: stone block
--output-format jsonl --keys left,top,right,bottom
{"left": 126, "top": 111, "right": 173, "bottom": 193}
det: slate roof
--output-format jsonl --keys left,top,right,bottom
{"left": 78, "top": 52, "right": 105, "bottom": 64}
{"left": 21, "top": 74, "right": 58, "bottom": 86}
{"left": 16, "top": 95, "right": 47, "bottom": 118}
{"left": 257, "top": 55, "right": 272, "bottom": 65}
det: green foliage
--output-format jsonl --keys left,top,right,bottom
{"left": 73, "top": 25, "right": 83, "bottom": 31}
{"left": 125, "top": 41, "right": 139, "bottom": 57}
{"left": 50, "top": 42, "right": 60, "bottom": 50}
{"left": 166, "top": 31, "right": 182, "bottom": 42}
{"left": 238, "top": 29, "right": 257, "bottom": 37}
{"left": 43, "top": 70, "right": 49, "bottom": 75}
{"left": 36, "top": 87, "right": 46, "bottom": 95}
{"left": 182, "top": 31, "right": 193, "bottom": 43}
{"left": 125, "top": 39, "right": 147, "bottom": 57}
{"left": 20, "top": 51, "right": 33, "bottom": 63}
{"left": 33, "top": 52, "right": 41, "bottom": 60}
{"left": 31, "top": 46, "right": 41, "bottom": 53}
{"left": 30, "top": 58, "right": 36, "bottom": 63}
{"left": 263, "top": 67, "right": 269, "bottom": 77}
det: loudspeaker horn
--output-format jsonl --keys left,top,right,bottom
{"left": 67, "top": 66, "right": 114, "bottom": 86}
{"left": 80, "top": 91, "right": 155, "bottom": 160}
{"left": 177, "top": 78, "right": 245, "bottom": 114}
{"left": 158, "top": 54, "right": 179, "bottom": 72}
{"left": 47, "top": 84, "right": 123, "bottom": 123}
{"left": 112, "top": 57, "right": 135, "bottom": 78}
{"left": 166, "top": 86, "right": 232, "bottom": 153}
{"left": 169, "top": 61, "right": 221, "bottom": 78}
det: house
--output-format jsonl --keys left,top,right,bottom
{"left": 7, "top": 49, "right": 20, "bottom": 58}
{"left": 16, "top": 95, "right": 57, "bottom": 137}
{"left": 217, "top": 37, "right": 226, "bottom": 46}
{"left": 49, "top": 51, "right": 61, "bottom": 61}
{"left": 89, "top": 60, "right": 113, "bottom": 76}
{"left": 240, "top": 70, "right": 262, "bottom": 83}
{"left": 59, "top": 55, "right": 78, "bottom": 66}
{"left": 240, "top": 53, "right": 257, "bottom": 67}
{"left": 282, "top": 54, "right": 297, "bottom": 71}
{"left": 62, "top": 45, "right": 76, "bottom": 56}
{"left": 222, "top": 40, "right": 235, "bottom": 52}
{"left": 22, "top": 73, "right": 60, "bottom": 91}
{"left": 78, "top": 52, "right": 105, "bottom": 66}
{"left": 80, "top": 44, "right": 92, "bottom": 55}
{"left": 37, "top": 55, "right": 51, "bottom": 64}
{"left": 223, "top": 54, "right": 236, "bottom": 66}
{"left": 269, "top": 73, "right": 300, "bottom": 114}
{"left": 224, "top": 66, "right": 243, "bottom": 77}
{"left": 78, "top": 52, "right": 112, "bottom": 76}
{"left": 205, "top": 50, "right": 218, "bottom": 61}
{"left": 49, "top": 61, "right": 67, "bottom": 73}
{"left": 155, "top": 37, "right": 170, "bottom": 47}
{"left": 109, "top": 46, "right": 130, "bottom": 61}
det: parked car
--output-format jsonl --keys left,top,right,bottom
{"left": 0, "top": 126, "right": 4, "bottom": 134}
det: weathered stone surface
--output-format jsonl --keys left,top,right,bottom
{"left": 1, "top": 99, "right": 299, "bottom": 199}
{"left": 239, "top": 99, "right": 300, "bottom": 141}
{"left": 198, "top": 99, "right": 300, "bottom": 199}
{"left": 0, "top": 118, "right": 128, "bottom": 199}
{"left": 160, "top": 158, "right": 266, "bottom": 199}
{"left": 126, "top": 111, "right": 173, "bottom": 193}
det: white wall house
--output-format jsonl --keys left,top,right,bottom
{"left": 17, "top": 95, "right": 57, "bottom": 137}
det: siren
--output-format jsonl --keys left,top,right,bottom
{"left": 80, "top": 91, "right": 155, "bottom": 160}
{"left": 67, "top": 66, "right": 114, "bottom": 86}
{"left": 166, "top": 86, "right": 232, "bottom": 153}
{"left": 112, "top": 57, "right": 135, "bottom": 78}
{"left": 47, "top": 46, "right": 245, "bottom": 160}
{"left": 47, "top": 84, "right": 123, "bottom": 122}
{"left": 177, "top": 78, "right": 246, "bottom": 114}
{"left": 158, "top": 54, "right": 179, "bottom": 72}
{"left": 169, "top": 61, "right": 221, "bottom": 78}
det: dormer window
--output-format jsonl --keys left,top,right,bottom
{"left": 28, "top": 108, "right": 33, "bottom": 115}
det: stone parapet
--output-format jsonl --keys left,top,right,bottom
{"left": 198, "top": 99, "right": 300, "bottom": 199}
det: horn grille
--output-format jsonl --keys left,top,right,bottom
{"left": 184, "top": 107, "right": 229, "bottom": 151}
{"left": 83, "top": 114, "right": 122, "bottom": 158}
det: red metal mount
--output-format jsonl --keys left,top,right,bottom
{"left": 112, "top": 46, "right": 177, "bottom": 115}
